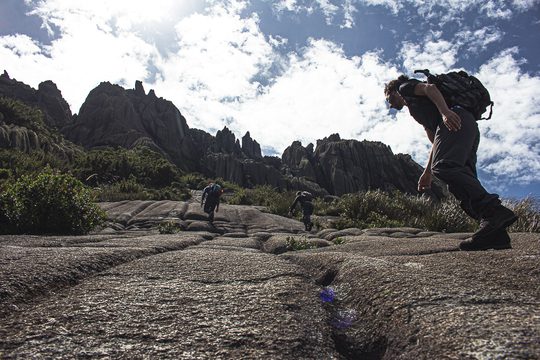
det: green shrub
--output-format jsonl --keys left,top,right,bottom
{"left": 0, "top": 96, "right": 45, "bottom": 130}
{"left": 333, "top": 236, "right": 346, "bottom": 245}
{"left": 73, "top": 146, "right": 182, "bottom": 189}
{"left": 227, "top": 188, "right": 253, "bottom": 205}
{"left": 326, "top": 190, "right": 477, "bottom": 232}
{"left": 251, "top": 185, "right": 296, "bottom": 216}
{"left": 0, "top": 149, "right": 70, "bottom": 178}
{"left": 505, "top": 197, "right": 540, "bottom": 232}
{"left": 180, "top": 173, "right": 207, "bottom": 189}
{"left": 222, "top": 185, "right": 295, "bottom": 215}
{"left": 422, "top": 198, "right": 476, "bottom": 233}
{"left": 158, "top": 220, "right": 183, "bottom": 234}
{"left": 314, "top": 197, "right": 341, "bottom": 216}
{"left": 0, "top": 169, "right": 105, "bottom": 235}
{"left": 285, "top": 236, "right": 315, "bottom": 251}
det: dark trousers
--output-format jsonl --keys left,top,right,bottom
{"left": 431, "top": 107, "right": 500, "bottom": 220}
{"left": 203, "top": 198, "right": 218, "bottom": 221}
{"left": 302, "top": 203, "right": 314, "bottom": 230}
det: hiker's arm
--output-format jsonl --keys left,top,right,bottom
{"left": 418, "top": 129, "right": 434, "bottom": 192}
{"left": 289, "top": 197, "right": 299, "bottom": 214}
{"left": 201, "top": 189, "right": 207, "bottom": 205}
{"left": 414, "top": 83, "right": 461, "bottom": 132}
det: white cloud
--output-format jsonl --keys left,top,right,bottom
{"left": 475, "top": 48, "right": 540, "bottom": 184}
{"left": 401, "top": 37, "right": 458, "bottom": 73}
{"left": 341, "top": 0, "right": 358, "bottom": 28}
{"left": 231, "top": 42, "right": 398, "bottom": 155}
{"left": 152, "top": 0, "right": 275, "bottom": 132}
{"left": 0, "top": 34, "right": 42, "bottom": 57}
{"left": 1, "top": 0, "right": 184, "bottom": 110}
{"left": 358, "top": 0, "right": 537, "bottom": 20}
{"left": 1, "top": 0, "right": 538, "bottom": 192}
{"left": 455, "top": 26, "right": 504, "bottom": 55}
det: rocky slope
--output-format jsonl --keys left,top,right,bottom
{"left": 0, "top": 71, "right": 81, "bottom": 161}
{"left": 0, "top": 71, "right": 446, "bottom": 198}
{"left": 0, "top": 200, "right": 538, "bottom": 359}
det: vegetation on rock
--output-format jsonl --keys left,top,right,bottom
{"left": 0, "top": 169, "right": 105, "bottom": 234}
{"left": 0, "top": 92, "right": 538, "bottom": 234}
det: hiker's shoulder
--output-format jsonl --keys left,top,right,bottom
{"left": 398, "top": 78, "right": 421, "bottom": 94}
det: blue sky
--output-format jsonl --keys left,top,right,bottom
{"left": 0, "top": 0, "right": 539, "bottom": 199}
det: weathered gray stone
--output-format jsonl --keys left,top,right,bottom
{"left": 282, "top": 233, "right": 540, "bottom": 359}
{"left": 241, "top": 131, "right": 262, "bottom": 159}
{"left": 0, "top": 201, "right": 538, "bottom": 358}
{"left": 0, "top": 74, "right": 72, "bottom": 128}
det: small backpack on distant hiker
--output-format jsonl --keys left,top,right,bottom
{"left": 301, "top": 191, "right": 313, "bottom": 201}
{"left": 209, "top": 183, "right": 222, "bottom": 196}
{"left": 414, "top": 69, "right": 494, "bottom": 120}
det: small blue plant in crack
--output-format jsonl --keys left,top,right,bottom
{"left": 319, "top": 287, "right": 336, "bottom": 303}
{"left": 330, "top": 309, "right": 358, "bottom": 329}
{"left": 319, "top": 286, "right": 357, "bottom": 329}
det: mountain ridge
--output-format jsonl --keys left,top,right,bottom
{"left": 0, "top": 70, "right": 446, "bottom": 198}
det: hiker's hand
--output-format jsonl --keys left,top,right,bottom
{"left": 442, "top": 109, "right": 461, "bottom": 131}
{"left": 418, "top": 171, "right": 432, "bottom": 192}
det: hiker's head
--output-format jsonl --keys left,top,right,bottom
{"left": 384, "top": 75, "right": 408, "bottom": 110}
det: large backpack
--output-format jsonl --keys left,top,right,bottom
{"left": 301, "top": 191, "right": 313, "bottom": 201}
{"left": 414, "top": 69, "right": 494, "bottom": 120}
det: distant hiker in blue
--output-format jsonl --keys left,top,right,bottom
{"left": 201, "top": 183, "right": 224, "bottom": 222}
{"left": 384, "top": 73, "right": 517, "bottom": 251}
{"left": 289, "top": 191, "right": 314, "bottom": 231}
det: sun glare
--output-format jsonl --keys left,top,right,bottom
{"left": 113, "top": 0, "right": 182, "bottom": 22}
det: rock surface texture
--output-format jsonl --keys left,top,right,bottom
{"left": 1, "top": 200, "right": 538, "bottom": 359}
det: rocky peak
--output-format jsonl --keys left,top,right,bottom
{"left": 134, "top": 80, "right": 145, "bottom": 96}
{"left": 0, "top": 71, "right": 72, "bottom": 128}
{"left": 241, "top": 131, "right": 262, "bottom": 159}
{"left": 63, "top": 80, "right": 191, "bottom": 169}
{"left": 282, "top": 141, "right": 317, "bottom": 181}
{"left": 214, "top": 126, "right": 241, "bottom": 155}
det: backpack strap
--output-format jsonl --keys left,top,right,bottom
{"left": 414, "top": 69, "right": 436, "bottom": 83}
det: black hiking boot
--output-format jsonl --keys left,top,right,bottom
{"left": 459, "top": 228, "right": 512, "bottom": 251}
{"left": 472, "top": 205, "right": 517, "bottom": 241}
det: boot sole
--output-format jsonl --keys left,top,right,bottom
{"left": 460, "top": 228, "right": 513, "bottom": 251}
{"left": 471, "top": 215, "right": 518, "bottom": 241}
{"left": 459, "top": 242, "right": 512, "bottom": 251}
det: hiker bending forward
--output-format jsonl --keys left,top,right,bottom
{"left": 384, "top": 75, "right": 517, "bottom": 251}
{"left": 201, "top": 183, "right": 223, "bottom": 222}
{"left": 289, "top": 191, "right": 314, "bottom": 231}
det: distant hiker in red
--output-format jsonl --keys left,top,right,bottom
{"left": 384, "top": 72, "right": 517, "bottom": 251}
{"left": 201, "top": 183, "right": 224, "bottom": 222}
{"left": 289, "top": 191, "right": 315, "bottom": 231}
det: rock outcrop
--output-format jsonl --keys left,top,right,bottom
{"left": 0, "top": 72, "right": 81, "bottom": 160}
{"left": 242, "top": 131, "right": 262, "bottom": 159}
{"left": 0, "top": 200, "right": 538, "bottom": 359}
{"left": 62, "top": 81, "right": 195, "bottom": 170}
{"left": 0, "top": 71, "right": 72, "bottom": 129}
{"left": 282, "top": 134, "right": 447, "bottom": 198}
{"left": 1, "top": 73, "right": 446, "bottom": 198}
